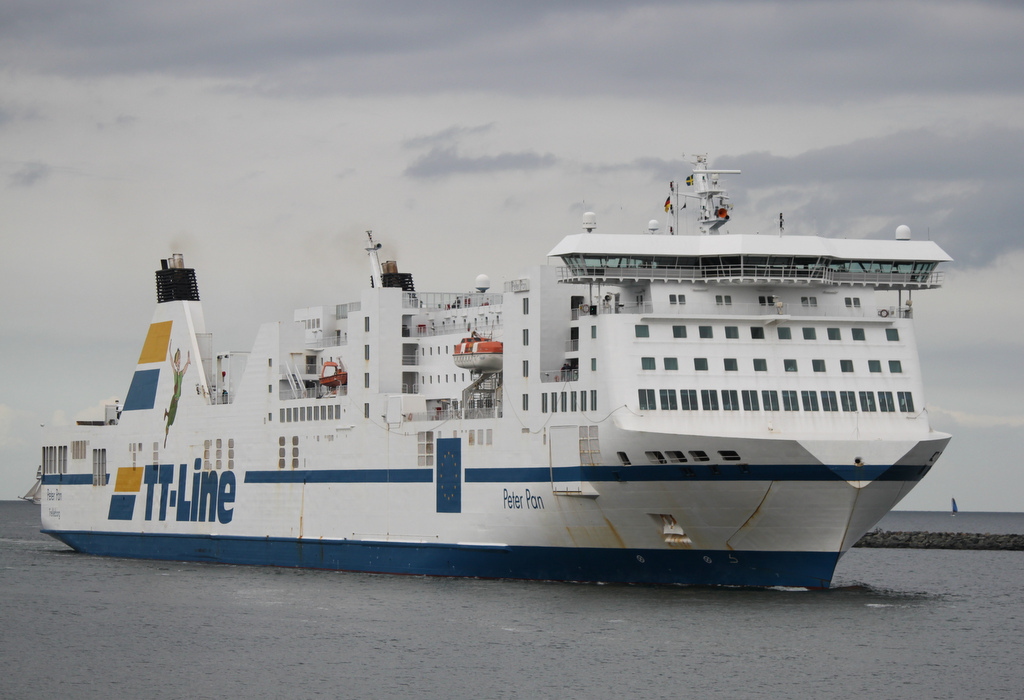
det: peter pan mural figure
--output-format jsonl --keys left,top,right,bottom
{"left": 164, "top": 348, "right": 190, "bottom": 446}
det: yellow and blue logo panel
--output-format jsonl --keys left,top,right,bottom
{"left": 108, "top": 466, "right": 145, "bottom": 520}
{"left": 123, "top": 321, "right": 172, "bottom": 411}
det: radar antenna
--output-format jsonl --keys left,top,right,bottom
{"left": 365, "top": 230, "right": 383, "bottom": 288}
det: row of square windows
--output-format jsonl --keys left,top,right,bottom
{"left": 634, "top": 324, "right": 900, "bottom": 342}
{"left": 522, "top": 323, "right": 893, "bottom": 346}
{"left": 530, "top": 390, "right": 598, "bottom": 413}
{"left": 637, "top": 388, "right": 915, "bottom": 413}
{"left": 666, "top": 295, "right": 861, "bottom": 308}
{"left": 642, "top": 357, "right": 904, "bottom": 373}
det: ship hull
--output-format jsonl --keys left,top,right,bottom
{"left": 46, "top": 529, "right": 841, "bottom": 588}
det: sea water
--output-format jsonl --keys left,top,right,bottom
{"left": 2, "top": 501, "right": 1022, "bottom": 700}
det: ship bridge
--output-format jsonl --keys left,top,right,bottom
{"left": 548, "top": 233, "right": 951, "bottom": 290}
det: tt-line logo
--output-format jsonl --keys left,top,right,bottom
{"left": 109, "top": 459, "right": 236, "bottom": 524}
{"left": 144, "top": 459, "right": 237, "bottom": 523}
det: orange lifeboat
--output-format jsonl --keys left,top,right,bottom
{"left": 319, "top": 361, "right": 348, "bottom": 388}
{"left": 453, "top": 335, "right": 503, "bottom": 372}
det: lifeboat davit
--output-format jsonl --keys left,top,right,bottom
{"left": 453, "top": 336, "right": 503, "bottom": 372}
{"left": 319, "top": 361, "right": 348, "bottom": 387}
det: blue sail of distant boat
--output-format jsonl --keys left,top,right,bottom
{"left": 951, "top": 497, "right": 958, "bottom": 515}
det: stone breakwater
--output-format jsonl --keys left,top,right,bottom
{"left": 855, "top": 531, "right": 1024, "bottom": 550}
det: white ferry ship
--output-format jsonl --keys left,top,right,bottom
{"left": 39, "top": 157, "right": 952, "bottom": 587}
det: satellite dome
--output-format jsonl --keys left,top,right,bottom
{"left": 648, "top": 219, "right": 660, "bottom": 234}
{"left": 895, "top": 225, "right": 911, "bottom": 241}
{"left": 475, "top": 274, "right": 491, "bottom": 292}
{"left": 582, "top": 212, "right": 597, "bottom": 232}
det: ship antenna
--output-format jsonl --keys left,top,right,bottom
{"left": 779, "top": 213, "right": 784, "bottom": 236}
{"left": 365, "top": 230, "right": 383, "bottom": 288}
{"left": 689, "top": 154, "right": 741, "bottom": 235}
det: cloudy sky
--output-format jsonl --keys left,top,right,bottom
{"left": 2, "top": 1, "right": 1022, "bottom": 509}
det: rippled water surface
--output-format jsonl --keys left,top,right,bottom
{"left": 3, "top": 501, "right": 1022, "bottom": 699}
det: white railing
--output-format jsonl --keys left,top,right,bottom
{"left": 541, "top": 369, "right": 578, "bottom": 383}
{"left": 558, "top": 266, "right": 943, "bottom": 288}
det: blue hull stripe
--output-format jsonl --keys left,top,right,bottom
{"left": 41, "top": 474, "right": 107, "bottom": 486}
{"left": 42, "top": 529, "right": 841, "bottom": 588}
{"left": 465, "top": 463, "right": 930, "bottom": 483}
{"left": 47, "top": 464, "right": 930, "bottom": 487}
{"left": 245, "top": 469, "right": 432, "bottom": 484}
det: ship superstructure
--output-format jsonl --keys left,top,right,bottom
{"left": 39, "top": 156, "right": 951, "bottom": 587}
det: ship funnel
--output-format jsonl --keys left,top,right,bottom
{"left": 381, "top": 260, "right": 415, "bottom": 291}
{"left": 156, "top": 254, "right": 200, "bottom": 302}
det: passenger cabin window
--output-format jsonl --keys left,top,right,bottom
{"left": 635, "top": 325, "right": 650, "bottom": 338}
{"left": 801, "top": 296, "right": 817, "bottom": 307}
{"left": 750, "top": 327, "right": 765, "bottom": 339}
{"left": 852, "top": 328, "right": 866, "bottom": 341}
{"left": 715, "top": 295, "right": 732, "bottom": 306}
{"left": 646, "top": 451, "right": 667, "bottom": 465}
{"left": 777, "top": 327, "right": 792, "bottom": 340}
{"left": 886, "top": 329, "right": 900, "bottom": 341}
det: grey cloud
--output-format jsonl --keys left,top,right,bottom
{"left": 402, "top": 124, "right": 495, "bottom": 150}
{"left": 405, "top": 146, "right": 557, "bottom": 178}
{"left": 9, "top": 162, "right": 50, "bottom": 187}
{"left": 712, "top": 129, "right": 1024, "bottom": 267}
{"left": 2, "top": 2, "right": 1022, "bottom": 103}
